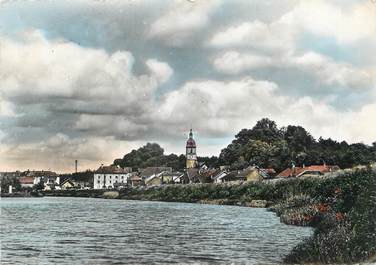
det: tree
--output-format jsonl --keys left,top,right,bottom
{"left": 113, "top": 143, "right": 186, "bottom": 171}
{"left": 1, "top": 176, "right": 21, "bottom": 193}
{"left": 219, "top": 118, "right": 375, "bottom": 172}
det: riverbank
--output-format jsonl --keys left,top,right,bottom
{"left": 43, "top": 168, "right": 376, "bottom": 264}
{"left": 0, "top": 191, "right": 43, "bottom": 198}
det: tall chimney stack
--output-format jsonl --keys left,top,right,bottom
{"left": 75, "top": 160, "right": 78, "bottom": 173}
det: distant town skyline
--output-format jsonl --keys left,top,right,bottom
{"left": 1, "top": 0, "right": 375, "bottom": 172}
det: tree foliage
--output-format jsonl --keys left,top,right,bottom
{"left": 113, "top": 143, "right": 186, "bottom": 170}
{"left": 220, "top": 118, "right": 375, "bottom": 171}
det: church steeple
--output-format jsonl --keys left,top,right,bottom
{"left": 186, "top": 129, "right": 197, "bottom": 168}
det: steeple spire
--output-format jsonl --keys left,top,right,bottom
{"left": 186, "top": 128, "right": 197, "bottom": 169}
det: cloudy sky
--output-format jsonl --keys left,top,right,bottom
{"left": 0, "top": 0, "right": 375, "bottom": 172}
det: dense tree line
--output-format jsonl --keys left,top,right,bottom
{"left": 113, "top": 119, "right": 375, "bottom": 172}
{"left": 219, "top": 118, "right": 376, "bottom": 172}
{"left": 112, "top": 143, "right": 219, "bottom": 171}
{"left": 113, "top": 143, "right": 186, "bottom": 171}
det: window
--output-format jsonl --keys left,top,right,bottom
{"left": 116, "top": 176, "right": 118, "bottom": 179}
{"left": 109, "top": 180, "right": 112, "bottom": 183}
{"left": 97, "top": 180, "right": 100, "bottom": 184}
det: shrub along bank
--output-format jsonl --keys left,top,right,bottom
{"left": 282, "top": 169, "right": 376, "bottom": 264}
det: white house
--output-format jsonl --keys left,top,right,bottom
{"left": 33, "top": 175, "right": 60, "bottom": 190}
{"left": 93, "top": 165, "right": 132, "bottom": 189}
{"left": 213, "top": 171, "right": 228, "bottom": 183}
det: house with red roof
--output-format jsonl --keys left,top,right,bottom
{"left": 277, "top": 164, "right": 340, "bottom": 178}
{"left": 19, "top": 176, "right": 34, "bottom": 188}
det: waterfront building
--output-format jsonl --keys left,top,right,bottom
{"left": 19, "top": 176, "right": 34, "bottom": 188}
{"left": 129, "top": 175, "right": 142, "bottom": 187}
{"left": 144, "top": 171, "right": 166, "bottom": 186}
{"left": 21, "top": 170, "right": 60, "bottom": 190}
{"left": 237, "top": 166, "right": 274, "bottom": 182}
{"left": 93, "top": 165, "right": 132, "bottom": 189}
{"left": 60, "top": 179, "right": 75, "bottom": 190}
{"left": 139, "top": 167, "right": 172, "bottom": 179}
{"left": 144, "top": 171, "right": 183, "bottom": 186}
{"left": 186, "top": 129, "right": 198, "bottom": 168}
{"left": 212, "top": 170, "right": 239, "bottom": 183}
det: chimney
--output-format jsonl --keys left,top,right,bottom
{"left": 75, "top": 160, "right": 78, "bottom": 173}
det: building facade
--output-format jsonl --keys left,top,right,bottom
{"left": 186, "top": 129, "right": 198, "bottom": 168}
{"left": 93, "top": 165, "right": 132, "bottom": 189}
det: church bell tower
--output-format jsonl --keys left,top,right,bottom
{"left": 186, "top": 129, "right": 198, "bottom": 168}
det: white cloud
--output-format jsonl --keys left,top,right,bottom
{"left": 212, "top": 50, "right": 374, "bottom": 90}
{"left": 280, "top": 0, "right": 376, "bottom": 44}
{"left": 0, "top": 30, "right": 176, "bottom": 170}
{"left": 74, "top": 114, "right": 149, "bottom": 140}
{"left": 0, "top": 31, "right": 166, "bottom": 115}
{"left": 148, "top": 0, "right": 221, "bottom": 46}
{"left": 156, "top": 77, "right": 376, "bottom": 146}
{"left": 156, "top": 78, "right": 285, "bottom": 137}
{"left": 213, "top": 51, "right": 272, "bottom": 74}
{"left": 291, "top": 52, "right": 373, "bottom": 88}
{"left": 0, "top": 29, "right": 175, "bottom": 118}
{"left": 209, "top": 1, "right": 376, "bottom": 53}
{"left": 0, "top": 96, "right": 16, "bottom": 117}
{"left": 146, "top": 59, "right": 173, "bottom": 83}
{"left": 208, "top": 20, "right": 295, "bottom": 53}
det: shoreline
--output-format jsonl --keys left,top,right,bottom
{"left": 2, "top": 169, "right": 375, "bottom": 264}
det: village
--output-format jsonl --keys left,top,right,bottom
{"left": 1, "top": 128, "right": 368, "bottom": 195}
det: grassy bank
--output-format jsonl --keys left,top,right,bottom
{"left": 283, "top": 169, "right": 376, "bottom": 264}
{"left": 44, "top": 169, "right": 376, "bottom": 264}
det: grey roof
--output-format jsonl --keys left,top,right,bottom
{"left": 139, "top": 167, "right": 172, "bottom": 178}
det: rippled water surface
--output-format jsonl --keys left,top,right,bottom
{"left": 1, "top": 197, "right": 312, "bottom": 264}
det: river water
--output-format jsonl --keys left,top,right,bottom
{"left": 0, "top": 197, "right": 312, "bottom": 265}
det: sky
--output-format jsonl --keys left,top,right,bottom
{"left": 0, "top": 0, "right": 376, "bottom": 172}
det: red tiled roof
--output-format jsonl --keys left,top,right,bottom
{"left": 19, "top": 176, "right": 34, "bottom": 184}
{"left": 277, "top": 167, "right": 305, "bottom": 178}
{"left": 278, "top": 165, "right": 339, "bottom": 178}
{"left": 306, "top": 165, "right": 329, "bottom": 172}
